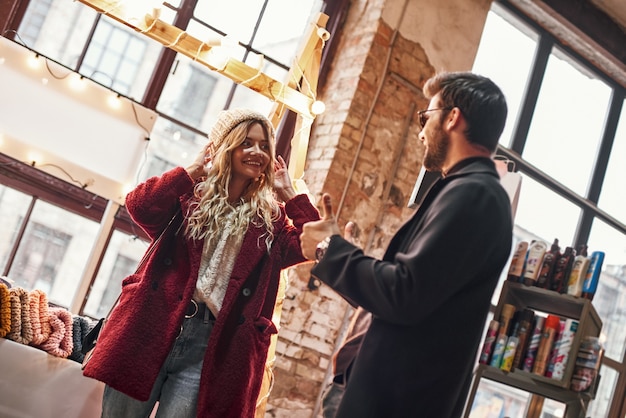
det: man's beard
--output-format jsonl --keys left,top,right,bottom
{"left": 423, "top": 122, "right": 449, "bottom": 172}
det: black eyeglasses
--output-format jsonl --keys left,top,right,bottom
{"left": 417, "top": 107, "right": 452, "bottom": 129}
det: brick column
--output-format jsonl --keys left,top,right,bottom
{"left": 267, "top": 0, "right": 493, "bottom": 416}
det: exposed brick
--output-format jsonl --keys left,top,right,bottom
{"left": 266, "top": 0, "right": 440, "bottom": 415}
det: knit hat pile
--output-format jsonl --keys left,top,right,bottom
{"left": 6, "top": 287, "right": 33, "bottom": 345}
{"left": 0, "top": 282, "right": 10, "bottom": 338}
{"left": 69, "top": 315, "right": 97, "bottom": 363}
{"left": 29, "top": 289, "right": 51, "bottom": 345}
{"left": 38, "top": 306, "right": 74, "bottom": 358}
{"left": 209, "top": 108, "right": 274, "bottom": 146}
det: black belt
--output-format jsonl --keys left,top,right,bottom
{"left": 185, "top": 300, "right": 216, "bottom": 321}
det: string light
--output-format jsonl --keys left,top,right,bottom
{"left": 311, "top": 100, "right": 326, "bottom": 115}
{"left": 107, "top": 93, "right": 122, "bottom": 109}
{"left": 27, "top": 54, "right": 40, "bottom": 69}
{"left": 27, "top": 151, "right": 42, "bottom": 165}
{"left": 68, "top": 73, "right": 86, "bottom": 92}
{"left": 125, "top": 0, "right": 162, "bottom": 20}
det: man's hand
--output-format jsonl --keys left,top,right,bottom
{"left": 301, "top": 193, "right": 342, "bottom": 260}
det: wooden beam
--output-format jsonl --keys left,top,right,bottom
{"left": 75, "top": 0, "right": 315, "bottom": 118}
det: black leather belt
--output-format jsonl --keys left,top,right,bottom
{"left": 185, "top": 299, "right": 216, "bottom": 320}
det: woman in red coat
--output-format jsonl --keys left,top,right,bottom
{"left": 82, "top": 108, "right": 320, "bottom": 418}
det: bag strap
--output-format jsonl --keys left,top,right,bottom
{"left": 104, "top": 208, "right": 182, "bottom": 319}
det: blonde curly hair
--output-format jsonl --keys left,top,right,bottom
{"left": 185, "top": 113, "right": 280, "bottom": 252}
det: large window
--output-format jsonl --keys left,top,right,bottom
{"left": 470, "top": 2, "right": 626, "bottom": 417}
{"left": 1, "top": 0, "right": 325, "bottom": 317}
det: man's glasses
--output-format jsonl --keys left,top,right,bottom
{"left": 417, "top": 108, "right": 452, "bottom": 129}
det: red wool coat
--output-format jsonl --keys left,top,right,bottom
{"left": 82, "top": 167, "right": 320, "bottom": 418}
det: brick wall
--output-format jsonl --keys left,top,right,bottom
{"left": 265, "top": 0, "right": 437, "bottom": 416}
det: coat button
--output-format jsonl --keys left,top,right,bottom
{"left": 242, "top": 287, "right": 251, "bottom": 297}
{"left": 163, "top": 258, "right": 173, "bottom": 266}
{"left": 238, "top": 315, "right": 245, "bottom": 324}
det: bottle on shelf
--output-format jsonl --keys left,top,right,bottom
{"left": 532, "top": 314, "right": 561, "bottom": 376}
{"left": 523, "top": 315, "right": 546, "bottom": 372}
{"left": 545, "top": 318, "right": 565, "bottom": 378}
{"left": 567, "top": 245, "right": 590, "bottom": 297}
{"left": 500, "top": 335, "right": 519, "bottom": 372}
{"left": 547, "top": 318, "right": 579, "bottom": 380}
{"left": 535, "top": 238, "right": 561, "bottom": 289}
{"left": 490, "top": 304, "right": 516, "bottom": 368}
{"left": 522, "top": 240, "right": 547, "bottom": 287}
{"left": 550, "top": 246, "right": 575, "bottom": 293}
{"left": 478, "top": 319, "right": 500, "bottom": 365}
{"left": 570, "top": 336, "right": 604, "bottom": 392}
{"left": 512, "top": 308, "right": 535, "bottom": 370}
{"left": 507, "top": 241, "right": 529, "bottom": 282}
{"left": 582, "top": 251, "right": 605, "bottom": 301}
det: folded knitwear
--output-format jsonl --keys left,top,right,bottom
{"left": 39, "top": 307, "right": 74, "bottom": 358}
{"left": 0, "top": 283, "right": 10, "bottom": 338}
{"left": 29, "top": 289, "right": 51, "bottom": 345}
{"left": 69, "top": 315, "right": 96, "bottom": 363}
{"left": 6, "top": 287, "right": 33, "bottom": 345}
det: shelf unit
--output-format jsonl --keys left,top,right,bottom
{"left": 464, "top": 281, "right": 603, "bottom": 418}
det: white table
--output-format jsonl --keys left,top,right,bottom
{"left": 0, "top": 339, "right": 104, "bottom": 418}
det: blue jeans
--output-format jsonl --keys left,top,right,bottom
{"left": 101, "top": 310, "right": 214, "bottom": 418}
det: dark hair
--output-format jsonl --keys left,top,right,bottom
{"left": 423, "top": 72, "right": 507, "bottom": 152}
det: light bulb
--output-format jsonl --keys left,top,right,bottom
{"left": 207, "top": 48, "right": 230, "bottom": 71}
{"left": 27, "top": 54, "right": 41, "bottom": 69}
{"left": 27, "top": 151, "right": 42, "bottom": 165}
{"left": 311, "top": 100, "right": 326, "bottom": 115}
{"left": 317, "top": 27, "right": 330, "bottom": 41}
{"left": 221, "top": 35, "right": 239, "bottom": 49}
{"left": 108, "top": 94, "right": 122, "bottom": 109}
{"left": 123, "top": 0, "right": 163, "bottom": 21}
{"left": 68, "top": 73, "right": 86, "bottom": 91}
{"left": 248, "top": 52, "right": 264, "bottom": 70}
{"left": 121, "top": 182, "right": 136, "bottom": 196}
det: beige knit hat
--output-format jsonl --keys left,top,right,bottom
{"left": 209, "top": 108, "right": 275, "bottom": 145}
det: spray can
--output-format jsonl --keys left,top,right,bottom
{"left": 479, "top": 320, "right": 500, "bottom": 365}
{"left": 545, "top": 318, "right": 565, "bottom": 378}
{"left": 532, "top": 314, "right": 561, "bottom": 376}
{"left": 500, "top": 336, "right": 519, "bottom": 372}
{"left": 490, "top": 333, "right": 508, "bottom": 368}
{"left": 523, "top": 315, "right": 545, "bottom": 372}
{"left": 512, "top": 308, "right": 535, "bottom": 370}
{"left": 548, "top": 319, "right": 579, "bottom": 380}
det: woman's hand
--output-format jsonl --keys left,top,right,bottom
{"left": 186, "top": 142, "right": 214, "bottom": 181}
{"left": 273, "top": 155, "right": 296, "bottom": 202}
